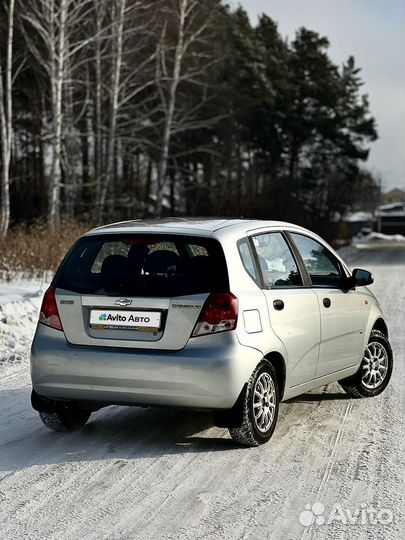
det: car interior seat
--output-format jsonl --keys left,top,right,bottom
{"left": 143, "top": 250, "right": 180, "bottom": 276}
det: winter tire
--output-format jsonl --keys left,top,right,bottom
{"left": 39, "top": 404, "right": 91, "bottom": 432}
{"left": 339, "top": 330, "right": 393, "bottom": 398}
{"left": 229, "top": 360, "right": 279, "bottom": 447}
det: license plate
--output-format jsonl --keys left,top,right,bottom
{"left": 90, "top": 309, "right": 161, "bottom": 331}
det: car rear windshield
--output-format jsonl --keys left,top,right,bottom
{"left": 53, "top": 234, "right": 229, "bottom": 296}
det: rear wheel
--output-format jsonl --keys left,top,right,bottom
{"left": 339, "top": 330, "right": 393, "bottom": 398}
{"left": 39, "top": 404, "right": 91, "bottom": 432}
{"left": 229, "top": 360, "right": 279, "bottom": 447}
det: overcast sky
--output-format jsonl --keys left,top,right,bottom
{"left": 232, "top": 0, "right": 405, "bottom": 192}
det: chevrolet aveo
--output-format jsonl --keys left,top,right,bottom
{"left": 31, "top": 219, "right": 393, "bottom": 446}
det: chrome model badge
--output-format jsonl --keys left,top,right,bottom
{"left": 115, "top": 298, "right": 132, "bottom": 307}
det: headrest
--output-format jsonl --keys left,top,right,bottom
{"left": 143, "top": 250, "right": 179, "bottom": 275}
{"left": 100, "top": 254, "right": 127, "bottom": 278}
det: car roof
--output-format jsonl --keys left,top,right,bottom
{"left": 85, "top": 218, "right": 307, "bottom": 238}
{"left": 81, "top": 218, "right": 349, "bottom": 270}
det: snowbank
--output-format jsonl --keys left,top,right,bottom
{"left": 353, "top": 231, "right": 405, "bottom": 243}
{"left": 0, "top": 280, "right": 47, "bottom": 305}
{"left": 0, "top": 280, "right": 48, "bottom": 376}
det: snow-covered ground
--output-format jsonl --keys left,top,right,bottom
{"left": 0, "top": 280, "right": 48, "bottom": 376}
{"left": 353, "top": 231, "right": 405, "bottom": 244}
{"left": 0, "top": 246, "right": 404, "bottom": 540}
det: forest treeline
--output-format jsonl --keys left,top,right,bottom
{"left": 0, "top": 0, "right": 379, "bottom": 239}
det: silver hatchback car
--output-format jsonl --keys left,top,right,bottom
{"left": 31, "top": 219, "right": 393, "bottom": 446}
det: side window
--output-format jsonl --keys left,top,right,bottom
{"left": 252, "top": 232, "right": 303, "bottom": 288}
{"left": 188, "top": 244, "right": 209, "bottom": 257}
{"left": 238, "top": 238, "right": 259, "bottom": 284}
{"left": 291, "top": 234, "right": 343, "bottom": 288}
{"left": 149, "top": 241, "right": 179, "bottom": 255}
{"left": 91, "top": 242, "right": 129, "bottom": 273}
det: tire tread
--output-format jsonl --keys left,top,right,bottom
{"left": 39, "top": 411, "right": 71, "bottom": 432}
{"left": 339, "top": 330, "right": 393, "bottom": 398}
{"left": 39, "top": 406, "right": 91, "bottom": 432}
{"left": 229, "top": 360, "right": 278, "bottom": 447}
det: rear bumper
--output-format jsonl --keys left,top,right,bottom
{"left": 30, "top": 324, "right": 262, "bottom": 410}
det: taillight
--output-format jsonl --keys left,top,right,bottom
{"left": 39, "top": 286, "right": 63, "bottom": 331}
{"left": 192, "top": 292, "right": 238, "bottom": 337}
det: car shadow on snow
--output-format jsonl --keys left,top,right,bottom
{"left": 286, "top": 391, "right": 352, "bottom": 403}
{"left": 0, "top": 387, "right": 239, "bottom": 473}
{"left": 0, "top": 384, "right": 352, "bottom": 473}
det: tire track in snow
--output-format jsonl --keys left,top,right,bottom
{"left": 298, "top": 246, "right": 405, "bottom": 540}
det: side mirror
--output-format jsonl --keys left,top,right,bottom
{"left": 352, "top": 268, "right": 374, "bottom": 286}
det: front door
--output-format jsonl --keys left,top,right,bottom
{"left": 289, "top": 233, "right": 367, "bottom": 377}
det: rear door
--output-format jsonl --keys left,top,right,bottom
{"left": 250, "top": 231, "right": 321, "bottom": 387}
{"left": 289, "top": 233, "right": 367, "bottom": 377}
{"left": 53, "top": 234, "right": 228, "bottom": 350}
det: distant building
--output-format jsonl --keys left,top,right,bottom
{"left": 381, "top": 188, "right": 405, "bottom": 205}
{"left": 344, "top": 211, "right": 373, "bottom": 237}
{"left": 344, "top": 197, "right": 405, "bottom": 237}
{"left": 376, "top": 202, "right": 405, "bottom": 235}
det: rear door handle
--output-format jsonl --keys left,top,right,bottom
{"left": 323, "top": 297, "right": 331, "bottom": 308}
{"left": 273, "top": 299, "right": 284, "bottom": 311}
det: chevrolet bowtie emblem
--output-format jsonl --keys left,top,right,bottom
{"left": 115, "top": 298, "right": 132, "bottom": 307}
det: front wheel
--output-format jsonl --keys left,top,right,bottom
{"left": 339, "top": 330, "right": 393, "bottom": 398}
{"left": 39, "top": 403, "right": 91, "bottom": 432}
{"left": 229, "top": 360, "right": 279, "bottom": 447}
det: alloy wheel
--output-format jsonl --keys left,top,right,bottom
{"left": 361, "top": 341, "right": 389, "bottom": 389}
{"left": 253, "top": 372, "right": 276, "bottom": 432}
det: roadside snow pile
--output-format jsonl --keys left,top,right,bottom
{"left": 0, "top": 281, "right": 48, "bottom": 376}
{"left": 353, "top": 231, "right": 405, "bottom": 243}
{"left": 0, "top": 279, "right": 47, "bottom": 304}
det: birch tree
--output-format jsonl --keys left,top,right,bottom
{"left": 19, "top": 0, "right": 93, "bottom": 231}
{"left": 92, "top": 0, "right": 107, "bottom": 211}
{"left": 96, "top": 0, "right": 126, "bottom": 220}
{"left": 0, "top": 0, "right": 15, "bottom": 237}
{"left": 95, "top": 0, "right": 158, "bottom": 220}
{"left": 154, "top": 0, "right": 220, "bottom": 216}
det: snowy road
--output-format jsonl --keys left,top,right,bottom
{"left": 0, "top": 246, "right": 404, "bottom": 540}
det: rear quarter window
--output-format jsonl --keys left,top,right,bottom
{"left": 237, "top": 238, "right": 260, "bottom": 285}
